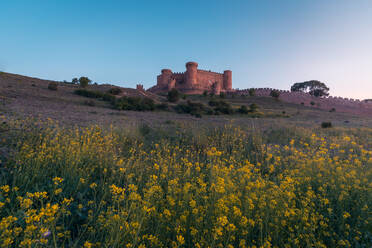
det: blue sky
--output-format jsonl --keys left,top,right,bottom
{"left": 1, "top": 0, "right": 372, "bottom": 99}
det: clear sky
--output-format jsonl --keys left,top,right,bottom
{"left": 1, "top": 0, "right": 371, "bottom": 99}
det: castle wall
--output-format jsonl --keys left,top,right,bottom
{"left": 196, "top": 70, "right": 224, "bottom": 90}
{"left": 172, "top": 73, "right": 184, "bottom": 85}
{"left": 152, "top": 62, "right": 232, "bottom": 94}
{"left": 223, "top": 70, "right": 232, "bottom": 90}
{"left": 236, "top": 88, "right": 372, "bottom": 115}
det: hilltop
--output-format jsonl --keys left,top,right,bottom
{"left": 1, "top": 71, "right": 372, "bottom": 129}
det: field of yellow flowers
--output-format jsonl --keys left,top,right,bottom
{"left": 0, "top": 118, "right": 371, "bottom": 247}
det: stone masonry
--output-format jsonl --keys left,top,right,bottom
{"left": 148, "top": 62, "right": 233, "bottom": 95}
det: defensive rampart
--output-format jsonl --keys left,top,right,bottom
{"left": 236, "top": 88, "right": 372, "bottom": 115}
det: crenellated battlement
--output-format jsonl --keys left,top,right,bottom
{"left": 235, "top": 88, "right": 372, "bottom": 114}
{"left": 197, "top": 69, "right": 223, "bottom": 75}
{"left": 171, "top": 72, "right": 184, "bottom": 76}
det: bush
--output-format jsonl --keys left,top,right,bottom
{"left": 208, "top": 100, "right": 234, "bottom": 114}
{"left": 270, "top": 90, "right": 280, "bottom": 98}
{"left": 75, "top": 89, "right": 104, "bottom": 99}
{"left": 219, "top": 92, "right": 226, "bottom": 98}
{"left": 310, "top": 101, "right": 315, "bottom": 106}
{"left": 48, "top": 82, "right": 58, "bottom": 91}
{"left": 102, "top": 93, "right": 116, "bottom": 103}
{"left": 108, "top": 88, "right": 122, "bottom": 95}
{"left": 79, "top": 77, "right": 91, "bottom": 88}
{"left": 249, "top": 103, "right": 259, "bottom": 112}
{"left": 155, "top": 103, "right": 169, "bottom": 111}
{"left": 175, "top": 100, "right": 206, "bottom": 117}
{"left": 75, "top": 89, "right": 156, "bottom": 111}
{"left": 203, "top": 90, "right": 208, "bottom": 97}
{"left": 249, "top": 88, "right": 255, "bottom": 96}
{"left": 115, "top": 96, "right": 155, "bottom": 111}
{"left": 167, "top": 88, "right": 180, "bottom": 103}
{"left": 321, "top": 122, "right": 332, "bottom": 128}
{"left": 238, "top": 105, "right": 249, "bottom": 114}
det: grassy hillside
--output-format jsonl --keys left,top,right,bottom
{"left": 0, "top": 72, "right": 371, "bottom": 247}
{"left": 1, "top": 72, "right": 371, "bottom": 129}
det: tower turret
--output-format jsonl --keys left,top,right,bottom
{"left": 157, "top": 69, "right": 172, "bottom": 87}
{"left": 185, "top": 62, "right": 198, "bottom": 88}
{"left": 223, "top": 70, "right": 232, "bottom": 91}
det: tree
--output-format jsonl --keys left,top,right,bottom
{"left": 270, "top": 90, "right": 280, "bottom": 98}
{"left": 238, "top": 105, "right": 249, "bottom": 114}
{"left": 291, "top": 80, "right": 329, "bottom": 97}
{"left": 249, "top": 103, "right": 258, "bottom": 112}
{"left": 79, "top": 77, "right": 91, "bottom": 88}
{"left": 248, "top": 88, "right": 255, "bottom": 96}
{"left": 72, "top": 78, "right": 78, "bottom": 84}
{"left": 167, "top": 88, "right": 180, "bottom": 103}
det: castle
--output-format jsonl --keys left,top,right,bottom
{"left": 148, "top": 62, "right": 233, "bottom": 94}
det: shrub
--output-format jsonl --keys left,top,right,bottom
{"left": 115, "top": 96, "right": 155, "bottom": 111}
{"left": 203, "top": 90, "right": 208, "bottom": 96}
{"left": 310, "top": 101, "right": 315, "bottom": 106}
{"left": 75, "top": 89, "right": 104, "bottom": 99}
{"left": 175, "top": 100, "right": 206, "bottom": 117}
{"left": 249, "top": 88, "right": 255, "bottom": 96}
{"left": 79, "top": 77, "right": 91, "bottom": 88}
{"left": 164, "top": 120, "right": 174, "bottom": 125}
{"left": 167, "top": 88, "right": 180, "bottom": 103}
{"left": 321, "top": 122, "right": 332, "bottom": 128}
{"left": 208, "top": 100, "right": 234, "bottom": 114}
{"left": 270, "top": 90, "right": 280, "bottom": 98}
{"left": 238, "top": 105, "right": 249, "bottom": 114}
{"left": 48, "top": 82, "right": 58, "bottom": 91}
{"left": 249, "top": 103, "right": 259, "bottom": 112}
{"left": 219, "top": 92, "right": 226, "bottom": 98}
{"left": 102, "top": 93, "right": 116, "bottom": 103}
{"left": 155, "top": 103, "right": 169, "bottom": 111}
{"left": 108, "top": 88, "right": 122, "bottom": 95}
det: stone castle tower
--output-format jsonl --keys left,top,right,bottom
{"left": 148, "top": 62, "right": 232, "bottom": 94}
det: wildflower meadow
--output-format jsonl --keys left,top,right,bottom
{"left": 0, "top": 118, "right": 371, "bottom": 247}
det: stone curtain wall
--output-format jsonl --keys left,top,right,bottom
{"left": 236, "top": 88, "right": 372, "bottom": 115}
{"left": 196, "top": 70, "right": 224, "bottom": 89}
